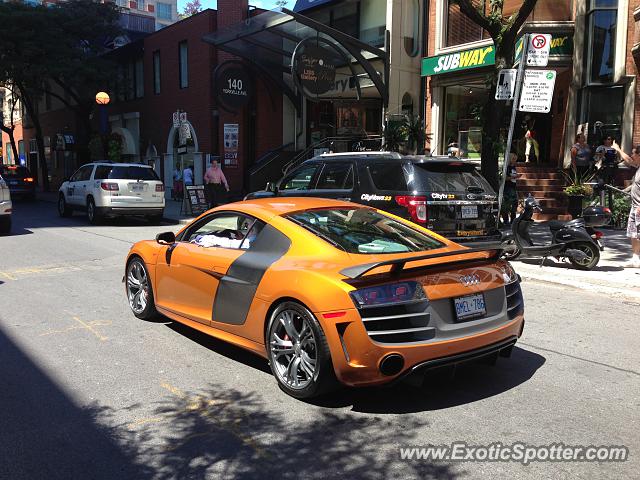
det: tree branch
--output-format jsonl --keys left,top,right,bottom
{"left": 454, "top": 0, "right": 500, "bottom": 38}
{"left": 503, "top": 0, "right": 538, "bottom": 43}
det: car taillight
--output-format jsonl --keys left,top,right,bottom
{"left": 592, "top": 230, "right": 603, "bottom": 239}
{"left": 350, "top": 281, "right": 427, "bottom": 307}
{"left": 603, "top": 207, "right": 612, "bottom": 214}
{"left": 395, "top": 196, "right": 428, "bottom": 223}
{"left": 23, "top": 177, "right": 34, "bottom": 182}
{"left": 156, "top": 184, "right": 165, "bottom": 192}
{"left": 100, "top": 182, "right": 119, "bottom": 191}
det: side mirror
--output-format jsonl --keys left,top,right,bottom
{"left": 156, "top": 231, "right": 176, "bottom": 245}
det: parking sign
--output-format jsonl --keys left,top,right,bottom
{"left": 527, "top": 34, "right": 551, "bottom": 67}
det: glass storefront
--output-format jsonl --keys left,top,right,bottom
{"left": 307, "top": 99, "right": 382, "bottom": 146}
{"left": 442, "top": 83, "right": 488, "bottom": 159}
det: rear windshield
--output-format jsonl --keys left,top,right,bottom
{"left": 286, "top": 208, "right": 443, "bottom": 254}
{"left": 410, "top": 163, "right": 494, "bottom": 193}
{"left": 0, "top": 166, "right": 30, "bottom": 178}
{"left": 94, "top": 165, "right": 159, "bottom": 181}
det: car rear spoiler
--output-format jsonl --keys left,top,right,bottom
{"left": 339, "top": 245, "right": 504, "bottom": 279}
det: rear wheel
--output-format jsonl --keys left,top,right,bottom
{"left": 58, "top": 194, "right": 72, "bottom": 217}
{"left": 87, "top": 197, "right": 101, "bottom": 225}
{"left": 126, "top": 257, "right": 158, "bottom": 320}
{"left": 266, "top": 301, "right": 337, "bottom": 399}
{"left": 568, "top": 242, "right": 600, "bottom": 270}
{"left": 501, "top": 239, "right": 521, "bottom": 260}
{"left": 0, "top": 215, "right": 11, "bottom": 235}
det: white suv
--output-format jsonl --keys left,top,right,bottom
{"left": 0, "top": 171, "right": 12, "bottom": 234}
{"left": 58, "top": 162, "right": 165, "bottom": 224}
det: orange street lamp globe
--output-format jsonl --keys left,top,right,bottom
{"left": 95, "top": 91, "right": 110, "bottom": 105}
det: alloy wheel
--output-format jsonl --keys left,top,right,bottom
{"left": 269, "top": 309, "right": 318, "bottom": 390}
{"left": 126, "top": 260, "right": 149, "bottom": 314}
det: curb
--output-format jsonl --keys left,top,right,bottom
{"left": 519, "top": 271, "right": 640, "bottom": 302}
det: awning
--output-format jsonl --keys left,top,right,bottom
{"left": 202, "top": 8, "right": 389, "bottom": 113}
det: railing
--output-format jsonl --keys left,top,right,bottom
{"left": 282, "top": 135, "right": 383, "bottom": 175}
{"left": 118, "top": 12, "right": 155, "bottom": 33}
{"left": 249, "top": 142, "right": 294, "bottom": 176}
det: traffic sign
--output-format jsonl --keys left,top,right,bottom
{"left": 495, "top": 69, "right": 517, "bottom": 100}
{"left": 172, "top": 112, "right": 180, "bottom": 128}
{"left": 519, "top": 70, "right": 556, "bottom": 113}
{"left": 526, "top": 33, "right": 551, "bottom": 66}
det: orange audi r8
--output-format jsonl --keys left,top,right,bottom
{"left": 125, "top": 198, "right": 524, "bottom": 398}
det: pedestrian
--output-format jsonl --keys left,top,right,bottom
{"left": 595, "top": 136, "right": 621, "bottom": 207}
{"left": 204, "top": 158, "right": 229, "bottom": 208}
{"left": 501, "top": 153, "right": 519, "bottom": 226}
{"left": 611, "top": 141, "right": 640, "bottom": 268}
{"left": 525, "top": 129, "right": 539, "bottom": 163}
{"left": 172, "top": 163, "right": 183, "bottom": 200}
{"left": 570, "top": 133, "right": 592, "bottom": 177}
{"left": 183, "top": 164, "right": 194, "bottom": 187}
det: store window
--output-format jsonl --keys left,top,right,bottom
{"left": 580, "top": 86, "right": 625, "bottom": 144}
{"left": 585, "top": 0, "right": 618, "bottom": 84}
{"left": 442, "top": 84, "right": 488, "bottom": 158}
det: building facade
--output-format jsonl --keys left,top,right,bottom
{"left": 422, "top": 0, "right": 638, "bottom": 169}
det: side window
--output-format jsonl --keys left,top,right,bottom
{"left": 367, "top": 163, "right": 409, "bottom": 191}
{"left": 184, "top": 213, "right": 255, "bottom": 249}
{"left": 69, "top": 168, "right": 84, "bottom": 182}
{"left": 80, "top": 165, "right": 94, "bottom": 181}
{"left": 280, "top": 164, "right": 320, "bottom": 191}
{"left": 315, "top": 163, "right": 354, "bottom": 190}
{"left": 240, "top": 220, "right": 266, "bottom": 250}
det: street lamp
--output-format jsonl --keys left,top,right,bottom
{"left": 95, "top": 91, "right": 110, "bottom": 135}
{"left": 95, "top": 91, "right": 110, "bottom": 105}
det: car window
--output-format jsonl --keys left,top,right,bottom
{"left": 286, "top": 208, "right": 443, "bottom": 254}
{"left": 280, "top": 164, "right": 320, "bottom": 191}
{"left": 94, "top": 165, "right": 159, "bottom": 181}
{"left": 184, "top": 213, "right": 256, "bottom": 249}
{"left": 0, "top": 166, "right": 30, "bottom": 178}
{"left": 367, "top": 163, "right": 409, "bottom": 191}
{"left": 239, "top": 220, "right": 266, "bottom": 250}
{"left": 315, "top": 163, "right": 353, "bottom": 190}
{"left": 79, "top": 165, "right": 94, "bottom": 181}
{"left": 410, "top": 163, "right": 494, "bottom": 193}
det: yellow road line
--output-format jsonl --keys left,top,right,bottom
{"left": 72, "top": 316, "right": 109, "bottom": 342}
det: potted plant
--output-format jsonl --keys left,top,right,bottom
{"left": 403, "top": 116, "right": 431, "bottom": 154}
{"left": 561, "top": 166, "right": 594, "bottom": 218}
{"left": 382, "top": 120, "right": 407, "bottom": 153}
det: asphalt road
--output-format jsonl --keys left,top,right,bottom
{"left": 1, "top": 200, "right": 638, "bottom": 480}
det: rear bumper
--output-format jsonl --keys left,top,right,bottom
{"left": 97, "top": 206, "right": 164, "bottom": 217}
{"left": 8, "top": 186, "right": 35, "bottom": 196}
{"left": 0, "top": 200, "right": 12, "bottom": 215}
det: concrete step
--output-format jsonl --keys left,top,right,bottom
{"left": 517, "top": 189, "right": 567, "bottom": 199}
{"left": 516, "top": 164, "right": 560, "bottom": 173}
{"left": 517, "top": 178, "right": 564, "bottom": 186}
{"left": 517, "top": 172, "right": 563, "bottom": 180}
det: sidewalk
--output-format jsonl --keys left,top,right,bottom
{"left": 508, "top": 223, "right": 640, "bottom": 301}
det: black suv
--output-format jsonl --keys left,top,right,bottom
{"left": 247, "top": 152, "right": 500, "bottom": 243}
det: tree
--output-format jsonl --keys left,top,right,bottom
{"left": 0, "top": 1, "right": 122, "bottom": 190}
{"left": 0, "top": 86, "right": 20, "bottom": 163}
{"left": 275, "top": 1, "right": 289, "bottom": 7}
{"left": 452, "top": 0, "right": 538, "bottom": 190}
{"left": 180, "top": 0, "right": 203, "bottom": 18}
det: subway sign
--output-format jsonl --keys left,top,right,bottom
{"left": 422, "top": 33, "right": 573, "bottom": 77}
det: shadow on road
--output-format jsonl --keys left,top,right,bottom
{"left": 0, "top": 324, "right": 154, "bottom": 480}
{"left": 519, "top": 258, "right": 624, "bottom": 272}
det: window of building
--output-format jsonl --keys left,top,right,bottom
{"left": 135, "top": 58, "right": 144, "bottom": 98}
{"left": 5, "top": 143, "right": 11, "bottom": 163}
{"left": 585, "top": 0, "right": 618, "bottom": 84}
{"left": 18, "top": 140, "right": 24, "bottom": 163}
{"left": 403, "top": 0, "right": 420, "bottom": 56}
{"left": 153, "top": 51, "right": 161, "bottom": 94}
{"left": 442, "top": 84, "right": 488, "bottom": 158}
{"left": 580, "top": 85, "right": 625, "bottom": 144}
{"left": 308, "top": 2, "right": 359, "bottom": 40}
{"left": 359, "top": 0, "right": 386, "bottom": 47}
{"left": 446, "top": 0, "right": 486, "bottom": 47}
{"left": 157, "top": 2, "right": 172, "bottom": 21}
{"left": 179, "top": 41, "right": 188, "bottom": 89}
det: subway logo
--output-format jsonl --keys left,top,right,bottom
{"left": 432, "top": 46, "right": 494, "bottom": 74}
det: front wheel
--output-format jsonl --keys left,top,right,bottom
{"left": 568, "top": 242, "right": 600, "bottom": 270}
{"left": 0, "top": 215, "right": 11, "bottom": 235}
{"left": 126, "top": 257, "right": 158, "bottom": 320}
{"left": 58, "top": 194, "right": 72, "bottom": 217}
{"left": 266, "top": 301, "right": 337, "bottom": 399}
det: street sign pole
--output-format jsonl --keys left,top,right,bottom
{"left": 498, "top": 33, "right": 531, "bottom": 219}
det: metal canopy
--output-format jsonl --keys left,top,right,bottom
{"left": 202, "top": 8, "right": 389, "bottom": 113}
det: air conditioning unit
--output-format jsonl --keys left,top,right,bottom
{"left": 129, "top": 1, "right": 137, "bottom": 9}
{"left": 147, "top": 4, "right": 154, "bottom": 12}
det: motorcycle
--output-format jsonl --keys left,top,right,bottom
{"left": 501, "top": 197, "right": 608, "bottom": 270}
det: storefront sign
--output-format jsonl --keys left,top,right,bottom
{"left": 223, "top": 123, "right": 239, "bottom": 168}
{"left": 185, "top": 185, "right": 208, "bottom": 215}
{"left": 215, "top": 63, "right": 253, "bottom": 111}
{"left": 421, "top": 45, "right": 494, "bottom": 76}
{"left": 519, "top": 70, "right": 556, "bottom": 113}
{"left": 293, "top": 43, "right": 337, "bottom": 96}
{"left": 422, "top": 34, "right": 573, "bottom": 77}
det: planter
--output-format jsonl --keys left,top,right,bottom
{"left": 567, "top": 194, "right": 584, "bottom": 219}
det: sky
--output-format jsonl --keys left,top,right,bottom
{"left": 176, "top": 0, "right": 288, "bottom": 15}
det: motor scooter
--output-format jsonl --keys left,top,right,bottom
{"left": 502, "top": 197, "right": 606, "bottom": 270}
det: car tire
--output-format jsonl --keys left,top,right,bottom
{"left": 125, "top": 257, "right": 158, "bottom": 320}
{"left": 58, "top": 194, "right": 72, "bottom": 217}
{"left": 0, "top": 216, "right": 11, "bottom": 235}
{"left": 148, "top": 214, "right": 163, "bottom": 225}
{"left": 266, "top": 301, "right": 337, "bottom": 399}
{"left": 87, "top": 197, "right": 101, "bottom": 225}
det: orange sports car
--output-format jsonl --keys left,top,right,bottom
{"left": 125, "top": 198, "right": 524, "bottom": 399}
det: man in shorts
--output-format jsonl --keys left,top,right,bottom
{"left": 612, "top": 142, "right": 640, "bottom": 268}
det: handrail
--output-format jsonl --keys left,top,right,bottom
{"left": 249, "top": 142, "right": 295, "bottom": 176}
{"left": 282, "top": 135, "right": 383, "bottom": 174}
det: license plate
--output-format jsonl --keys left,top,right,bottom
{"left": 461, "top": 205, "right": 478, "bottom": 219}
{"left": 8, "top": 180, "right": 17, "bottom": 185}
{"left": 131, "top": 184, "right": 144, "bottom": 192}
{"left": 454, "top": 293, "right": 486, "bottom": 321}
